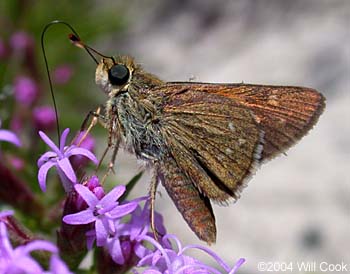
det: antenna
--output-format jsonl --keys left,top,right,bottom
{"left": 40, "top": 20, "right": 111, "bottom": 142}
{"left": 68, "top": 33, "right": 115, "bottom": 64}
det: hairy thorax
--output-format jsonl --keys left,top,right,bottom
{"left": 106, "top": 92, "right": 166, "bottom": 162}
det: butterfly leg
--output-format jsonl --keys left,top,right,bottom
{"left": 100, "top": 108, "right": 122, "bottom": 183}
{"left": 100, "top": 138, "right": 120, "bottom": 184}
{"left": 74, "top": 106, "right": 114, "bottom": 176}
{"left": 96, "top": 118, "right": 117, "bottom": 173}
{"left": 71, "top": 107, "right": 105, "bottom": 146}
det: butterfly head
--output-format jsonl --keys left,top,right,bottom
{"left": 96, "top": 56, "right": 164, "bottom": 98}
{"left": 95, "top": 56, "right": 137, "bottom": 96}
{"left": 67, "top": 32, "right": 162, "bottom": 96}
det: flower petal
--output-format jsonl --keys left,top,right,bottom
{"left": 0, "top": 210, "right": 13, "bottom": 219}
{"left": 86, "top": 229, "right": 96, "bottom": 250}
{"left": 134, "top": 242, "right": 151, "bottom": 259}
{"left": 66, "top": 147, "right": 98, "bottom": 164}
{"left": 38, "top": 131, "right": 61, "bottom": 156}
{"left": 38, "top": 161, "right": 56, "bottom": 192}
{"left": 100, "top": 185, "right": 126, "bottom": 208}
{"left": 59, "top": 128, "right": 70, "bottom": 152}
{"left": 13, "top": 256, "right": 44, "bottom": 273}
{"left": 137, "top": 252, "right": 156, "bottom": 267}
{"left": 57, "top": 168, "right": 75, "bottom": 193}
{"left": 57, "top": 158, "right": 76, "bottom": 183}
{"left": 63, "top": 209, "right": 95, "bottom": 225}
{"left": 0, "top": 222, "right": 14, "bottom": 257}
{"left": 49, "top": 255, "right": 72, "bottom": 274}
{"left": 183, "top": 244, "right": 232, "bottom": 271}
{"left": 37, "top": 151, "right": 57, "bottom": 167}
{"left": 108, "top": 237, "right": 124, "bottom": 264}
{"left": 21, "top": 240, "right": 58, "bottom": 254}
{"left": 0, "top": 129, "right": 21, "bottom": 147}
{"left": 95, "top": 219, "right": 108, "bottom": 247}
{"left": 109, "top": 202, "right": 138, "bottom": 219}
{"left": 142, "top": 270, "right": 162, "bottom": 274}
{"left": 229, "top": 258, "right": 246, "bottom": 274}
{"left": 74, "top": 184, "right": 98, "bottom": 207}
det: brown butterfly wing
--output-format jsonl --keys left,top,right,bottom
{"left": 158, "top": 156, "right": 217, "bottom": 243}
{"left": 151, "top": 82, "right": 324, "bottom": 243}
{"left": 163, "top": 83, "right": 325, "bottom": 160}
{"left": 154, "top": 88, "right": 263, "bottom": 243}
{"left": 159, "top": 89, "right": 264, "bottom": 202}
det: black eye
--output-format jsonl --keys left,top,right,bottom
{"left": 108, "top": 64, "right": 130, "bottom": 85}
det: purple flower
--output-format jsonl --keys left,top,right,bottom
{"left": 53, "top": 64, "right": 74, "bottom": 84}
{"left": 71, "top": 131, "right": 95, "bottom": 169}
{"left": 46, "top": 255, "right": 73, "bottom": 274}
{"left": 84, "top": 198, "right": 164, "bottom": 265}
{"left": 86, "top": 220, "right": 132, "bottom": 265}
{"left": 33, "top": 106, "right": 57, "bottom": 131}
{"left": 9, "top": 31, "right": 34, "bottom": 51}
{"left": 37, "top": 128, "right": 98, "bottom": 192}
{"left": 103, "top": 220, "right": 126, "bottom": 265}
{"left": 0, "top": 211, "right": 62, "bottom": 274}
{"left": 135, "top": 234, "right": 245, "bottom": 274}
{"left": 63, "top": 184, "right": 138, "bottom": 247}
{"left": 0, "top": 120, "right": 22, "bottom": 148}
{"left": 13, "top": 76, "right": 39, "bottom": 106}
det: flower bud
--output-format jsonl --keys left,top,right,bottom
{"left": 9, "top": 155, "right": 25, "bottom": 171}
{"left": 13, "top": 76, "right": 38, "bottom": 107}
{"left": 76, "top": 176, "right": 105, "bottom": 209}
{"left": 53, "top": 65, "right": 74, "bottom": 85}
{"left": 9, "top": 31, "right": 34, "bottom": 51}
{"left": 33, "top": 106, "right": 56, "bottom": 131}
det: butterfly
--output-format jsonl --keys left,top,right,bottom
{"left": 90, "top": 54, "right": 325, "bottom": 243}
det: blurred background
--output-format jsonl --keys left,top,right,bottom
{"left": 0, "top": 0, "right": 349, "bottom": 273}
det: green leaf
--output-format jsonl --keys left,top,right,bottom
{"left": 121, "top": 171, "right": 143, "bottom": 201}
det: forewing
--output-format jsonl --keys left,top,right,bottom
{"left": 163, "top": 83, "right": 325, "bottom": 160}
{"left": 159, "top": 88, "right": 263, "bottom": 203}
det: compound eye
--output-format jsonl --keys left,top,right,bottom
{"left": 108, "top": 64, "right": 130, "bottom": 85}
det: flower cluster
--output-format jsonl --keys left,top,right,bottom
{"left": 35, "top": 129, "right": 246, "bottom": 273}
{"left": 135, "top": 234, "right": 245, "bottom": 274}
{"left": 63, "top": 183, "right": 138, "bottom": 259}
{"left": 60, "top": 180, "right": 245, "bottom": 273}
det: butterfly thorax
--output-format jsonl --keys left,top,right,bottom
{"left": 106, "top": 86, "right": 166, "bottom": 162}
